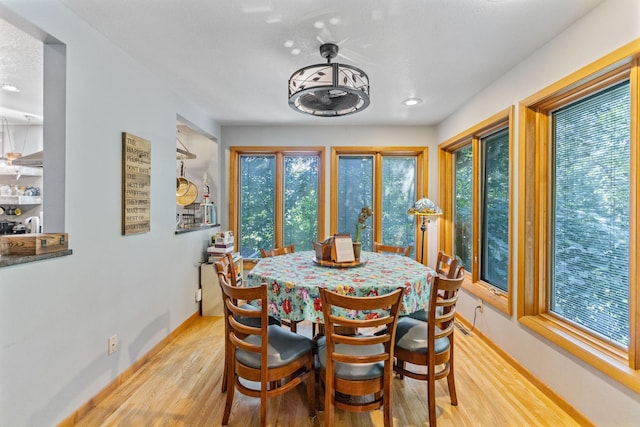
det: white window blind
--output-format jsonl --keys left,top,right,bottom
{"left": 551, "top": 80, "right": 630, "bottom": 347}
{"left": 481, "top": 128, "right": 509, "bottom": 291}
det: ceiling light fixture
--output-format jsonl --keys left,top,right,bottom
{"left": 288, "top": 43, "right": 370, "bottom": 117}
{"left": 402, "top": 97, "right": 423, "bottom": 106}
{"left": 1, "top": 84, "right": 20, "bottom": 93}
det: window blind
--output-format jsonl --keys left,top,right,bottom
{"left": 551, "top": 80, "right": 630, "bottom": 347}
{"left": 481, "top": 128, "right": 509, "bottom": 291}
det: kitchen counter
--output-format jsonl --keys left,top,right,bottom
{"left": 0, "top": 249, "right": 73, "bottom": 268}
{"left": 175, "top": 223, "right": 219, "bottom": 235}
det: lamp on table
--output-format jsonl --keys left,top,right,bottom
{"left": 408, "top": 197, "right": 442, "bottom": 265}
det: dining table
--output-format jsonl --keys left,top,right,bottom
{"left": 245, "top": 250, "right": 437, "bottom": 324}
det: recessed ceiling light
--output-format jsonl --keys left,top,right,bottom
{"left": 402, "top": 97, "right": 423, "bottom": 106}
{"left": 291, "top": 48, "right": 301, "bottom": 55}
{"left": 1, "top": 84, "right": 20, "bottom": 93}
{"left": 265, "top": 15, "right": 282, "bottom": 24}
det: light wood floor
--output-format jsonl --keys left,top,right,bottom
{"left": 74, "top": 317, "right": 584, "bottom": 427}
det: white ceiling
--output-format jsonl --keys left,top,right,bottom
{"left": 4, "top": 0, "right": 606, "bottom": 127}
{"left": 0, "top": 16, "right": 43, "bottom": 124}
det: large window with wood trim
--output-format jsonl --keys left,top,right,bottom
{"left": 439, "top": 107, "right": 514, "bottom": 315}
{"left": 519, "top": 43, "right": 640, "bottom": 391}
{"left": 331, "top": 147, "right": 428, "bottom": 262}
{"left": 230, "top": 148, "right": 325, "bottom": 259}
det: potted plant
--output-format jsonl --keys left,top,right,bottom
{"left": 353, "top": 206, "right": 372, "bottom": 260}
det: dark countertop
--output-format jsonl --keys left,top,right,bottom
{"left": 175, "top": 223, "right": 219, "bottom": 235}
{"left": 0, "top": 249, "right": 73, "bottom": 268}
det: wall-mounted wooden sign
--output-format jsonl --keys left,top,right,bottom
{"left": 122, "top": 132, "right": 151, "bottom": 235}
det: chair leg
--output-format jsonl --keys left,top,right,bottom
{"left": 307, "top": 364, "right": 316, "bottom": 417}
{"left": 447, "top": 362, "right": 458, "bottom": 406}
{"left": 448, "top": 338, "right": 458, "bottom": 405}
{"left": 222, "top": 365, "right": 235, "bottom": 425}
{"left": 428, "top": 364, "right": 437, "bottom": 427}
{"left": 324, "top": 374, "right": 334, "bottom": 427}
{"left": 383, "top": 364, "right": 392, "bottom": 427}
{"left": 221, "top": 339, "right": 228, "bottom": 392}
{"left": 290, "top": 320, "right": 297, "bottom": 333}
{"left": 260, "top": 381, "right": 267, "bottom": 427}
{"left": 395, "top": 359, "right": 405, "bottom": 380}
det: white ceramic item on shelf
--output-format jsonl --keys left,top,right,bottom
{"left": 25, "top": 216, "right": 40, "bottom": 233}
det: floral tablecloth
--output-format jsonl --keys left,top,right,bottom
{"left": 246, "top": 250, "right": 436, "bottom": 323}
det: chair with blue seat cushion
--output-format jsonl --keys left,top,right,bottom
{"left": 434, "top": 250, "right": 461, "bottom": 279}
{"left": 393, "top": 268, "right": 465, "bottom": 427}
{"left": 317, "top": 287, "right": 403, "bottom": 427}
{"left": 259, "top": 243, "right": 295, "bottom": 258}
{"left": 218, "top": 275, "right": 315, "bottom": 427}
{"left": 373, "top": 242, "right": 413, "bottom": 257}
{"left": 214, "top": 254, "right": 281, "bottom": 393}
{"left": 409, "top": 250, "right": 461, "bottom": 322}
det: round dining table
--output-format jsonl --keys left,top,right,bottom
{"left": 246, "top": 250, "right": 436, "bottom": 324}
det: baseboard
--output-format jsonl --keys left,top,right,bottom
{"left": 455, "top": 315, "right": 594, "bottom": 427}
{"left": 57, "top": 311, "right": 200, "bottom": 427}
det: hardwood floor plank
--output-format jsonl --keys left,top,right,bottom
{"left": 71, "top": 317, "right": 587, "bottom": 427}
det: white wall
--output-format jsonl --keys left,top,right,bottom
{"left": 438, "top": 0, "right": 640, "bottom": 425}
{"left": 220, "top": 125, "right": 439, "bottom": 261}
{"left": 0, "top": 1, "right": 221, "bottom": 425}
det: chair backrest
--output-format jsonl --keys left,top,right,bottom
{"left": 319, "top": 286, "right": 404, "bottom": 421}
{"left": 435, "top": 251, "right": 460, "bottom": 278}
{"left": 260, "top": 244, "right": 295, "bottom": 258}
{"left": 320, "top": 287, "right": 403, "bottom": 376}
{"left": 429, "top": 268, "right": 465, "bottom": 342}
{"left": 217, "top": 270, "right": 268, "bottom": 357}
{"left": 214, "top": 252, "right": 238, "bottom": 286}
{"left": 373, "top": 242, "right": 412, "bottom": 257}
{"left": 320, "top": 287, "right": 404, "bottom": 344}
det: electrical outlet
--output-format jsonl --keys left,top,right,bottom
{"left": 108, "top": 334, "right": 118, "bottom": 355}
{"left": 477, "top": 299, "right": 484, "bottom": 313}
{"left": 195, "top": 288, "right": 202, "bottom": 302}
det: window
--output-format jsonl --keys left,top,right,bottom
{"left": 336, "top": 155, "right": 374, "bottom": 249}
{"left": 439, "top": 107, "right": 514, "bottom": 314}
{"left": 481, "top": 128, "right": 510, "bottom": 292}
{"left": 230, "top": 148, "right": 325, "bottom": 259}
{"left": 519, "top": 45, "right": 640, "bottom": 391}
{"left": 331, "top": 147, "right": 427, "bottom": 261}
{"left": 454, "top": 145, "right": 473, "bottom": 272}
{"left": 551, "top": 82, "right": 630, "bottom": 347}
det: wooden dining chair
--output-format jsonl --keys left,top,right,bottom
{"left": 317, "top": 287, "right": 404, "bottom": 427}
{"left": 215, "top": 254, "right": 280, "bottom": 393}
{"left": 259, "top": 244, "right": 313, "bottom": 335}
{"left": 373, "top": 242, "right": 412, "bottom": 257}
{"left": 259, "top": 244, "right": 295, "bottom": 258}
{"left": 435, "top": 250, "right": 460, "bottom": 278}
{"left": 218, "top": 274, "right": 315, "bottom": 427}
{"left": 409, "top": 251, "right": 460, "bottom": 322}
{"left": 393, "top": 268, "right": 465, "bottom": 427}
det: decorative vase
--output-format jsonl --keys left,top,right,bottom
{"left": 353, "top": 242, "right": 362, "bottom": 261}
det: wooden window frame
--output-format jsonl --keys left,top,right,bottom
{"left": 438, "top": 107, "right": 515, "bottom": 316}
{"left": 229, "top": 146, "right": 326, "bottom": 263}
{"left": 330, "top": 147, "right": 429, "bottom": 263}
{"left": 518, "top": 40, "right": 640, "bottom": 392}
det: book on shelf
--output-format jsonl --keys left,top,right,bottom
{"left": 207, "top": 245, "right": 234, "bottom": 254}
{"left": 207, "top": 251, "right": 240, "bottom": 263}
{"left": 213, "top": 242, "right": 234, "bottom": 249}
